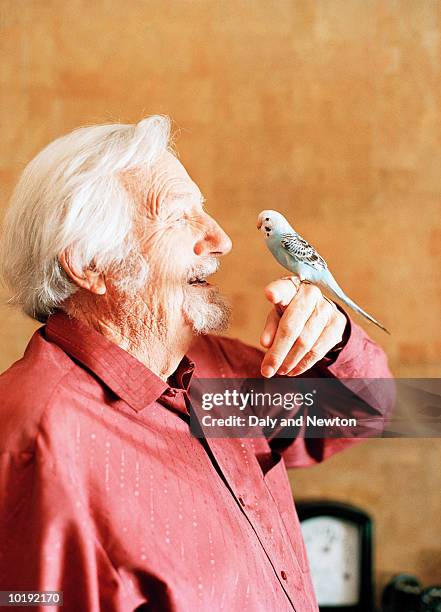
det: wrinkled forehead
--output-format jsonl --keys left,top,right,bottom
{"left": 120, "top": 151, "right": 203, "bottom": 214}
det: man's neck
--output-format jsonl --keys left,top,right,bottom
{"left": 103, "top": 320, "right": 192, "bottom": 381}
{"left": 64, "top": 295, "right": 193, "bottom": 381}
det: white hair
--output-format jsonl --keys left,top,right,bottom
{"left": 0, "top": 115, "right": 171, "bottom": 323}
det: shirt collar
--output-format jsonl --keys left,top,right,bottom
{"left": 45, "top": 311, "right": 195, "bottom": 412}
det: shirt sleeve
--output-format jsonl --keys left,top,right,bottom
{"left": 273, "top": 314, "right": 394, "bottom": 468}
{"left": 208, "top": 312, "right": 393, "bottom": 470}
{"left": 0, "top": 449, "right": 125, "bottom": 612}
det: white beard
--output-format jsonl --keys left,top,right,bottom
{"left": 182, "top": 285, "right": 231, "bottom": 334}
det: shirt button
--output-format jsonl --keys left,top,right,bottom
{"left": 281, "top": 570, "right": 288, "bottom": 581}
{"left": 238, "top": 497, "right": 245, "bottom": 507}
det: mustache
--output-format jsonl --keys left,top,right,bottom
{"left": 186, "top": 258, "right": 220, "bottom": 282}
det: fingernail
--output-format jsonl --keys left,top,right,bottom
{"left": 278, "top": 368, "right": 287, "bottom": 376}
{"left": 262, "top": 365, "right": 275, "bottom": 378}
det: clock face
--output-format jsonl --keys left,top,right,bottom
{"left": 301, "top": 516, "right": 361, "bottom": 606}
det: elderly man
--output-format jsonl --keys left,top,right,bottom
{"left": 0, "top": 116, "right": 390, "bottom": 611}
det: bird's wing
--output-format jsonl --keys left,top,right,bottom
{"left": 280, "top": 232, "right": 328, "bottom": 271}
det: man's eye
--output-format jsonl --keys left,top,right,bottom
{"left": 168, "top": 212, "right": 185, "bottom": 223}
{"left": 172, "top": 216, "right": 187, "bottom": 226}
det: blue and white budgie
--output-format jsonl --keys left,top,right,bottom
{"left": 257, "top": 210, "right": 390, "bottom": 334}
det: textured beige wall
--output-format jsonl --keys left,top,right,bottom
{"left": 1, "top": 0, "right": 440, "bottom": 593}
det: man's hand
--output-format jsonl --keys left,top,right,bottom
{"left": 260, "top": 277, "right": 347, "bottom": 377}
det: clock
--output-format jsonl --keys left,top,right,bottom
{"left": 296, "top": 501, "right": 374, "bottom": 612}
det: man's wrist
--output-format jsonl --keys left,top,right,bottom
{"left": 324, "top": 304, "right": 351, "bottom": 363}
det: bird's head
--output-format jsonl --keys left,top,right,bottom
{"left": 257, "top": 210, "right": 291, "bottom": 239}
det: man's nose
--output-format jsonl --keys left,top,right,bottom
{"left": 193, "top": 216, "right": 233, "bottom": 257}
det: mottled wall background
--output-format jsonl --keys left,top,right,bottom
{"left": 1, "top": 0, "right": 440, "bottom": 595}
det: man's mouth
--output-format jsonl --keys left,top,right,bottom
{"left": 188, "top": 274, "right": 211, "bottom": 288}
{"left": 187, "top": 259, "right": 220, "bottom": 288}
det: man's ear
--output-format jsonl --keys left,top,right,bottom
{"left": 59, "top": 250, "right": 107, "bottom": 295}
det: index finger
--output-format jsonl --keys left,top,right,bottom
{"left": 264, "top": 277, "right": 301, "bottom": 308}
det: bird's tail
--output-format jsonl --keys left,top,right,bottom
{"left": 324, "top": 275, "right": 390, "bottom": 335}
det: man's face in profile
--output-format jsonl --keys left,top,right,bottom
{"left": 123, "top": 151, "right": 233, "bottom": 335}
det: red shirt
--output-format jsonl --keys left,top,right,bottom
{"left": 0, "top": 312, "right": 391, "bottom": 611}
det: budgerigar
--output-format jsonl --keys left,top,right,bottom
{"left": 257, "top": 210, "right": 390, "bottom": 334}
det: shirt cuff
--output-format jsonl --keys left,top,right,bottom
{"left": 320, "top": 304, "right": 363, "bottom": 368}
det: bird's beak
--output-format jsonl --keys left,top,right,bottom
{"left": 257, "top": 219, "right": 262, "bottom": 230}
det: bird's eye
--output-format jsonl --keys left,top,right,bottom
{"left": 265, "top": 217, "right": 269, "bottom": 221}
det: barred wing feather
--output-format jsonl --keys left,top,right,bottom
{"left": 280, "top": 233, "right": 328, "bottom": 271}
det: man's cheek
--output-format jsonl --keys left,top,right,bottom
{"left": 146, "top": 254, "right": 189, "bottom": 297}
{"left": 146, "top": 224, "right": 192, "bottom": 258}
